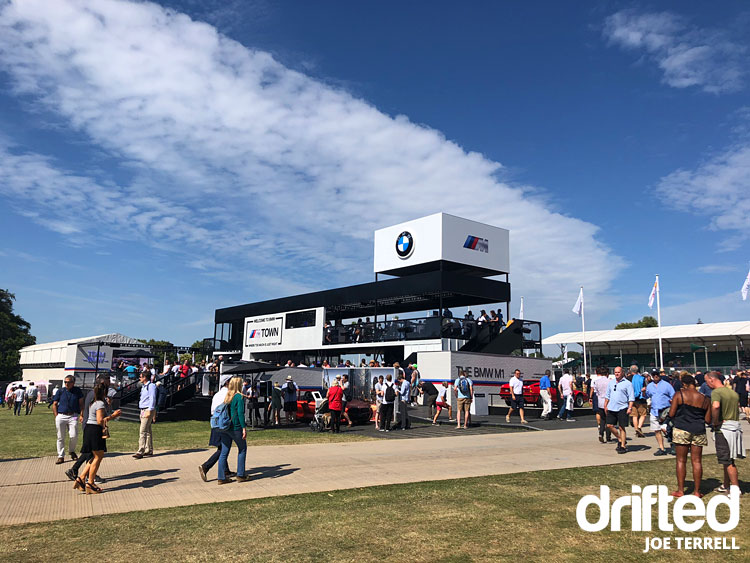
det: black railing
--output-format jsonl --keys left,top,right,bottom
{"left": 116, "top": 370, "right": 203, "bottom": 411}
{"left": 323, "top": 316, "right": 495, "bottom": 345}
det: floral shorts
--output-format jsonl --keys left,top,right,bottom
{"left": 672, "top": 428, "right": 708, "bottom": 447}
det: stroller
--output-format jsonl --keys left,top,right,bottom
{"left": 309, "top": 398, "right": 333, "bottom": 432}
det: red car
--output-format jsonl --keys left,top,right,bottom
{"left": 296, "top": 391, "right": 373, "bottom": 424}
{"left": 499, "top": 379, "right": 588, "bottom": 409}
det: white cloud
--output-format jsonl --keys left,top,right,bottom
{"left": 660, "top": 292, "right": 750, "bottom": 326}
{"left": 697, "top": 265, "right": 740, "bottom": 274}
{"left": 603, "top": 9, "right": 745, "bottom": 94}
{"left": 0, "top": 0, "right": 624, "bottom": 325}
{"left": 655, "top": 143, "right": 750, "bottom": 250}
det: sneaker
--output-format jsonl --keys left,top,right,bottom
{"left": 235, "top": 476, "right": 250, "bottom": 482}
{"left": 65, "top": 468, "right": 77, "bottom": 481}
{"left": 617, "top": 446, "right": 627, "bottom": 454}
{"left": 378, "top": 429, "right": 385, "bottom": 432}
{"left": 94, "top": 475, "right": 105, "bottom": 484}
{"left": 132, "top": 453, "right": 144, "bottom": 459}
{"left": 217, "top": 479, "right": 234, "bottom": 485}
{"left": 653, "top": 449, "right": 667, "bottom": 456}
{"left": 565, "top": 418, "right": 576, "bottom": 422}
{"left": 198, "top": 465, "right": 207, "bottom": 483}
{"left": 714, "top": 485, "right": 730, "bottom": 494}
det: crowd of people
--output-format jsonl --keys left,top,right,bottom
{"left": 587, "top": 364, "right": 747, "bottom": 496}
{"left": 3, "top": 381, "right": 39, "bottom": 416}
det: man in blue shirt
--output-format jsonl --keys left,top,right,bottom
{"left": 645, "top": 371, "right": 675, "bottom": 456}
{"left": 629, "top": 365, "right": 647, "bottom": 438}
{"left": 398, "top": 374, "right": 411, "bottom": 430}
{"left": 604, "top": 366, "right": 635, "bottom": 454}
{"left": 133, "top": 371, "right": 158, "bottom": 459}
{"left": 454, "top": 370, "right": 473, "bottom": 429}
{"left": 539, "top": 370, "right": 552, "bottom": 420}
{"left": 52, "top": 375, "right": 84, "bottom": 464}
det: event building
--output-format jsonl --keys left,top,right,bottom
{"left": 212, "top": 213, "right": 551, "bottom": 413}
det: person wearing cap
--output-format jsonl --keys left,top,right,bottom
{"left": 327, "top": 378, "right": 344, "bottom": 433}
{"left": 604, "top": 366, "right": 634, "bottom": 454}
{"left": 282, "top": 375, "right": 298, "bottom": 424}
{"left": 704, "top": 371, "right": 744, "bottom": 494}
{"left": 198, "top": 373, "right": 235, "bottom": 482}
{"left": 506, "top": 369, "right": 528, "bottom": 424}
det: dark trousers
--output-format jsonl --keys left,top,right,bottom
{"left": 381, "top": 403, "right": 394, "bottom": 430}
{"left": 202, "top": 446, "right": 230, "bottom": 474}
{"left": 71, "top": 452, "right": 94, "bottom": 475}
{"left": 13, "top": 401, "right": 23, "bottom": 416}
{"left": 330, "top": 409, "right": 342, "bottom": 433}
{"left": 596, "top": 409, "right": 611, "bottom": 440}
{"left": 25, "top": 400, "right": 35, "bottom": 415}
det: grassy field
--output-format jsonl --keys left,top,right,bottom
{"left": 0, "top": 402, "right": 372, "bottom": 459}
{"left": 2, "top": 455, "right": 748, "bottom": 562}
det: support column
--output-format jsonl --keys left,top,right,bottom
{"left": 704, "top": 348, "right": 709, "bottom": 371}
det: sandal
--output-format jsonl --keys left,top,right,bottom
{"left": 670, "top": 491, "right": 684, "bottom": 498}
{"left": 73, "top": 477, "right": 85, "bottom": 492}
{"left": 693, "top": 492, "right": 704, "bottom": 498}
{"left": 85, "top": 482, "right": 103, "bottom": 495}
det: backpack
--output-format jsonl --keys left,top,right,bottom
{"left": 384, "top": 383, "right": 396, "bottom": 402}
{"left": 211, "top": 402, "right": 232, "bottom": 430}
{"left": 458, "top": 377, "right": 470, "bottom": 395}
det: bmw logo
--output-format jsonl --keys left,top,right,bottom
{"left": 396, "top": 231, "right": 414, "bottom": 259}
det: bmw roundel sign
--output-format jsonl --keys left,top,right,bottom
{"left": 396, "top": 231, "right": 414, "bottom": 259}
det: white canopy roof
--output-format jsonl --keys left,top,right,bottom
{"left": 543, "top": 321, "right": 750, "bottom": 353}
{"left": 20, "top": 333, "right": 143, "bottom": 353}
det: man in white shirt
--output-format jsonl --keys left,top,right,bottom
{"left": 25, "top": 382, "right": 39, "bottom": 415}
{"left": 557, "top": 369, "right": 576, "bottom": 422}
{"left": 433, "top": 381, "right": 452, "bottom": 424}
{"left": 506, "top": 369, "right": 528, "bottom": 424}
{"left": 13, "top": 385, "right": 25, "bottom": 416}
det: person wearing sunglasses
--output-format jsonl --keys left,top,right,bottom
{"left": 604, "top": 366, "right": 635, "bottom": 454}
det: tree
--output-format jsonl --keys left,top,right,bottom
{"left": 190, "top": 340, "right": 207, "bottom": 363}
{"left": 615, "top": 316, "right": 658, "bottom": 330}
{"left": 550, "top": 351, "right": 581, "bottom": 362}
{"left": 0, "top": 289, "right": 36, "bottom": 381}
{"left": 138, "top": 338, "right": 175, "bottom": 369}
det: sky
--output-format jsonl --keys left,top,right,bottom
{"left": 0, "top": 0, "right": 748, "bottom": 348}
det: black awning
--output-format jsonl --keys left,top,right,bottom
{"left": 215, "top": 269, "right": 510, "bottom": 323}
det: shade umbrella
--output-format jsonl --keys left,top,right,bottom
{"left": 222, "top": 361, "right": 282, "bottom": 375}
{"left": 117, "top": 349, "right": 157, "bottom": 359}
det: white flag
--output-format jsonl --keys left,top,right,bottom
{"left": 572, "top": 288, "right": 583, "bottom": 316}
{"left": 742, "top": 267, "right": 750, "bottom": 301}
{"left": 648, "top": 278, "right": 658, "bottom": 309}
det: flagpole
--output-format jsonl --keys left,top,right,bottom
{"left": 581, "top": 286, "right": 588, "bottom": 377}
{"left": 656, "top": 274, "right": 664, "bottom": 370}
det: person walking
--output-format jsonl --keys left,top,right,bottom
{"left": 133, "top": 371, "right": 157, "bottom": 459}
{"left": 668, "top": 373, "right": 711, "bottom": 497}
{"left": 13, "top": 385, "right": 25, "bottom": 416}
{"left": 454, "top": 370, "right": 473, "bottom": 429}
{"left": 418, "top": 380, "right": 439, "bottom": 419}
{"left": 52, "top": 376, "right": 84, "bottom": 464}
{"left": 217, "top": 376, "right": 249, "bottom": 485}
{"left": 74, "top": 383, "right": 121, "bottom": 494}
{"left": 374, "top": 375, "right": 384, "bottom": 430}
{"left": 268, "top": 382, "right": 283, "bottom": 426}
{"left": 629, "top": 365, "right": 647, "bottom": 438}
{"left": 592, "top": 367, "right": 612, "bottom": 443}
{"left": 398, "top": 373, "right": 411, "bottom": 430}
{"left": 66, "top": 376, "right": 111, "bottom": 484}
{"left": 199, "top": 374, "right": 234, "bottom": 482}
{"left": 557, "top": 369, "right": 575, "bottom": 422}
{"left": 433, "top": 381, "right": 452, "bottom": 424}
{"left": 24, "top": 382, "right": 38, "bottom": 415}
{"left": 506, "top": 369, "right": 528, "bottom": 424}
{"left": 705, "top": 371, "right": 744, "bottom": 494}
{"left": 645, "top": 370, "right": 675, "bottom": 456}
{"left": 341, "top": 374, "right": 353, "bottom": 428}
{"left": 539, "top": 370, "right": 553, "bottom": 420}
{"left": 380, "top": 373, "right": 397, "bottom": 432}
{"left": 731, "top": 370, "right": 749, "bottom": 423}
{"left": 282, "top": 375, "right": 298, "bottom": 424}
{"left": 604, "top": 366, "right": 635, "bottom": 454}
{"left": 327, "top": 378, "right": 344, "bottom": 433}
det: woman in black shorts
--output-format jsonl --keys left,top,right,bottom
{"left": 668, "top": 374, "right": 711, "bottom": 498}
{"left": 75, "top": 383, "right": 121, "bottom": 494}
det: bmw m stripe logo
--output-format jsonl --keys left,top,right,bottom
{"left": 464, "top": 235, "right": 488, "bottom": 253}
{"left": 396, "top": 231, "right": 414, "bottom": 259}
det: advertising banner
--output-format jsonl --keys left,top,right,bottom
{"left": 245, "top": 316, "right": 283, "bottom": 348}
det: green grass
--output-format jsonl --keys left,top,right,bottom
{"left": 0, "top": 403, "right": 372, "bottom": 459}
{"left": 2, "top": 456, "right": 748, "bottom": 562}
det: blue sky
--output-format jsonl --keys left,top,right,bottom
{"left": 0, "top": 0, "right": 748, "bottom": 347}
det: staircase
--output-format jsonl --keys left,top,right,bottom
{"left": 115, "top": 371, "right": 209, "bottom": 423}
{"left": 459, "top": 319, "right": 542, "bottom": 356}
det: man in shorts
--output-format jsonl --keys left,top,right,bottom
{"left": 453, "top": 370, "right": 473, "bottom": 429}
{"left": 506, "top": 369, "right": 528, "bottom": 424}
{"left": 705, "top": 371, "right": 743, "bottom": 494}
{"left": 418, "top": 380, "right": 438, "bottom": 418}
{"left": 629, "top": 365, "right": 647, "bottom": 437}
{"left": 604, "top": 366, "right": 634, "bottom": 454}
{"left": 374, "top": 375, "right": 384, "bottom": 430}
{"left": 433, "top": 381, "right": 452, "bottom": 424}
{"left": 645, "top": 370, "right": 674, "bottom": 455}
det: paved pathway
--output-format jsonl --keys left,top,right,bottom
{"left": 0, "top": 428, "right": 714, "bottom": 526}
